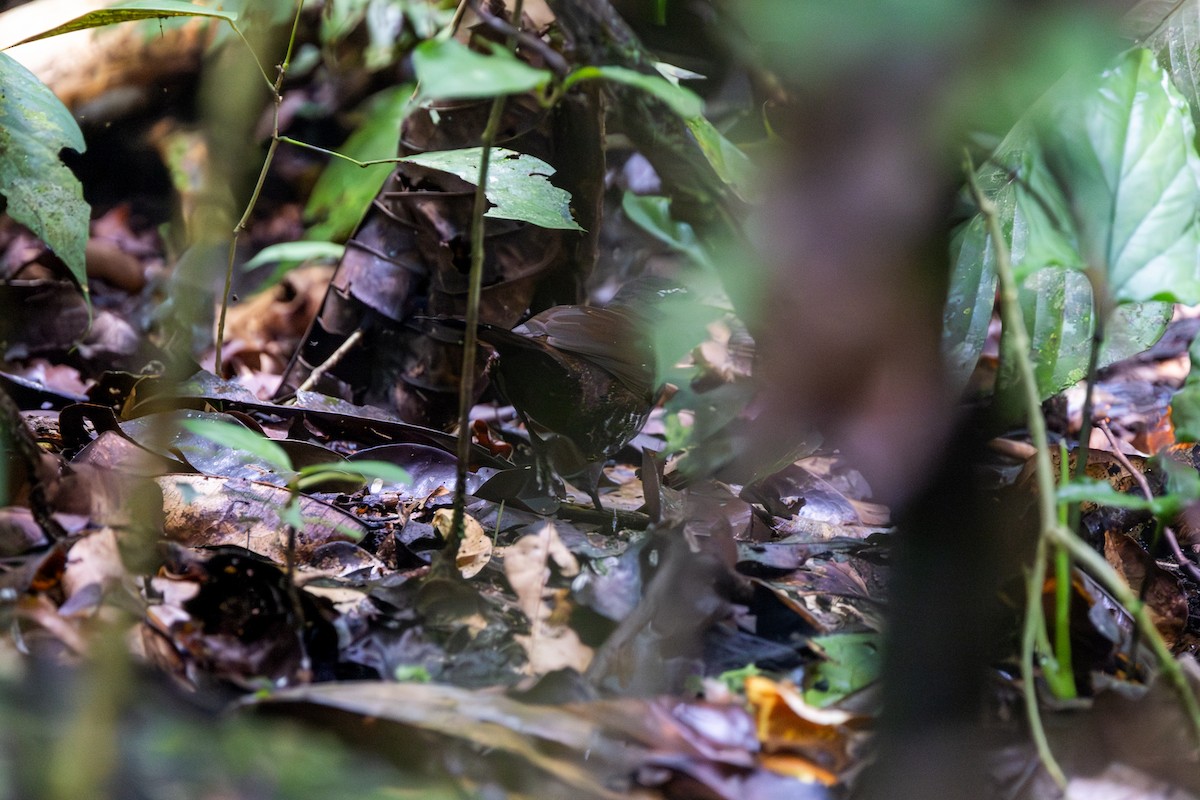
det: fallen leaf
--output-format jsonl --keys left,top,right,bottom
{"left": 432, "top": 508, "right": 492, "bottom": 579}
{"left": 503, "top": 521, "right": 591, "bottom": 674}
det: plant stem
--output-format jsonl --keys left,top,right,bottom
{"left": 446, "top": 0, "right": 527, "bottom": 557}
{"left": 1051, "top": 442, "right": 1077, "bottom": 699}
{"left": 1046, "top": 522, "right": 1200, "bottom": 743}
{"left": 969, "top": 154, "right": 1200, "bottom": 780}
{"left": 213, "top": 0, "right": 305, "bottom": 375}
{"left": 965, "top": 156, "right": 1066, "bottom": 787}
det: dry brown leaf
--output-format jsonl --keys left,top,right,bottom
{"left": 503, "top": 521, "right": 590, "bottom": 674}
{"left": 433, "top": 508, "right": 492, "bottom": 579}
{"left": 61, "top": 527, "right": 125, "bottom": 611}
{"left": 1103, "top": 531, "right": 1188, "bottom": 648}
{"left": 158, "top": 474, "right": 366, "bottom": 565}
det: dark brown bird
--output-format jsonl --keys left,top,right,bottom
{"left": 476, "top": 281, "right": 674, "bottom": 508}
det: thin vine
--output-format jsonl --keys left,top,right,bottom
{"left": 212, "top": 0, "right": 307, "bottom": 376}
{"left": 967, "top": 154, "right": 1200, "bottom": 788}
{"left": 443, "top": 0, "right": 527, "bottom": 564}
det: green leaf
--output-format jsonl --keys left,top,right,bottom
{"left": 280, "top": 501, "right": 303, "bottom": 531}
{"left": 945, "top": 49, "right": 1198, "bottom": 399}
{"left": 0, "top": 53, "right": 90, "bottom": 296}
{"left": 242, "top": 241, "right": 344, "bottom": 291}
{"left": 621, "top": 193, "right": 713, "bottom": 269}
{"left": 1036, "top": 48, "right": 1200, "bottom": 305}
{"left": 564, "top": 65, "right": 703, "bottom": 119}
{"left": 1056, "top": 478, "right": 1161, "bottom": 512}
{"left": 1161, "top": 453, "right": 1200, "bottom": 502}
{"left": 341, "top": 460, "right": 410, "bottom": 486}
{"left": 803, "top": 632, "right": 881, "bottom": 707}
{"left": 4, "top": 0, "right": 237, "bottom": 47}
{"left": 1171, "top": 335, "right": 1200, "bottom": 442}
{"left": 684, "top": 116, "right": 756, "bottom": 199}
{"left": 1171, "top": 384, "right": 1200, "bottom": 442}
{"left": 942, "top": 216, "right": 1000, "bottom": 390}
{"left": 297, "top": 460, "right": 410, "bottom": 491}
{"left": 1129, "top": 0, "right": 1200, "bottom": 125}
{"left": 562, "top": 65, "right": 754, "bottom": 197}
{"left": 305, "top": 86, "right": 412, "bottom": 242}
{"left": 243, "top": 241, "right": 345, "bottom": 271}
{"left": 412, "top": 38, "right": 552, "bottom": 101}
{"left": 181, "top": 419, "right": 294, "bottom": 474}
{"left": 1001, "top": 268, "right": 1171, "bottom": 401}
{"left": 401, "top": 148, "right": 583, "bottom": 231}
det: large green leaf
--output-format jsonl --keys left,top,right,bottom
{"left": 401, "top": 148, "right": 582, "bottom": 231}
{"left": 1036, "top": 48, "right": 1200, "bottom": 305}
{"left": 411, "top": 38, "right": 552, "bottom": 102}
{"left": 944, "top": 48, "right": 1200, "bottom": 399}
{"left": 942, "top": 216, "right": 999, "bottom": 390}
{"left": 562, "top": 65, "right": 702, "bottom": 119}
{"left": 3, "top": 0, "right": 237, "bottom": 47}
{"left": 1007, "top": 268, "right": 1171, "bottom": 391}
{"left": 0, "top": 52, "right": 90, "bottom": 295}
{"left": 1126, "top": 0, "right": 1200, "bottom": 123}
{"left": 305, "top": 85, "right": 412, "bottom": 243}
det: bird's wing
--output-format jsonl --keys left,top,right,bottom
{"left": 519, "top": 307, "right": 656, "bottom": 394}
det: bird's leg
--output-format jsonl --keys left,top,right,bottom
{"left": 542, "top": 433, "right": 606, "bottom": 511}
{"left": 580, "top": 461, "right": 605, "bottom": 511}
{"left": 521, "top": 416, "right": 607, "bottom": 510}
{"left": 514, "top": 408, "right": 564, "bottom": 502}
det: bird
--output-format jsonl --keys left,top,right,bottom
{"left": 475, "top": 279, "right": 674, "bottom": 509}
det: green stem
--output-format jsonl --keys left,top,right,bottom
{"left": 1050, "top": 441, "right": 1077, "bottom": 699}
{"left": 213, "top": 0, "right": 305, "bottom": 375}
{"left": 446, "top": 0, "right": 527, "bottom": 558}
{"left": 1050, "top": 544, "right": 1076, "bottom": 697}
{"left": 1046, "top": 522, "right": 1200, "bottom": 744}
{"left": 969, "top": 154, "right": 1200, "bottom": 779}
{"left": 276, "top": 136, "right": 404, "bottom": 167}
{"left": 965, "top": 156, "right": 1066, "bottom": 787}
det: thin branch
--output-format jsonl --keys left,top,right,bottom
{"left": 443, "top": 0, "right": 527, "bottom": 568}
{"left": 295, "top": 329, "right": 365, "bottom": 395}
{"left": 213, "top": 0, "right": 306, "bottom": 375}
{"left": 473, "top": 2, "right": 571, "bottom": 76}
{"left": 965, "top": 155, "right": 1066, "bottom": 787}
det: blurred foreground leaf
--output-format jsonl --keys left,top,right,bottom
{"left": 0, "top": 53, "right": 90, "bottom": 298}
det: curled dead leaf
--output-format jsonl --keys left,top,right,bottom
{"left": 433, "top": 508, "right": 492, "bottom": 579}
{"left": 502, "top": 521, "right": 590, "bottom": 675}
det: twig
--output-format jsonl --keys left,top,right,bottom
{"left": 556, "top": 502, "right": 650, "bottom": 529}
{"left": 473, "top": 3, "right": 571, "bottom": 76}
{"left": 214, "top": 0, "right": 307, "bottom": 375}
{"left": 1163, "top": 525, "right": 1200, "bottom": 584}
{"left": 295, "top": 329, "right": 364, "bottom": 394}
{"left": 1097, "top": 419, "right": 1200, "bottom": 585}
